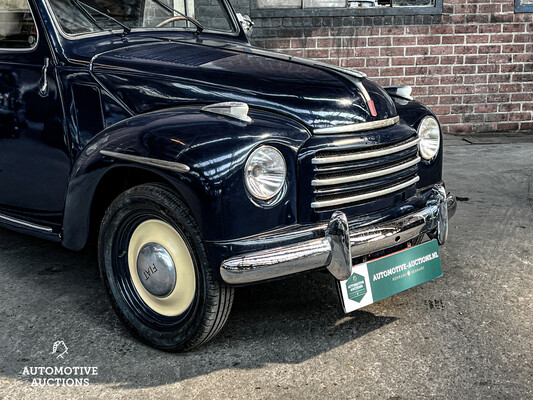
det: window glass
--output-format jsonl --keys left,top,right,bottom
{"left": 47, "top": 0, "right": 235, "bottom": 36}
{"left": 259, "top": 0, "right": 436, "bottom": 9}
{"left": 0, "top": 0, "right": 37, "bottom": 49}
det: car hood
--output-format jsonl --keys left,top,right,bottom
{"left": 91, "top": 39, "right": 397, "bottom": 130}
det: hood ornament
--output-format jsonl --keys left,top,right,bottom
{"left": 201, "top": 102, "right": 253, "bottom": 123}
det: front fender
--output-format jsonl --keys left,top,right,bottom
{"left": 62, "top": 105, "right": 310, "bottom": 250}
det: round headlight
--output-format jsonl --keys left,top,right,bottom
{"left": 417, "top": 116, "right": 441, "bottom": 161}
{"left": 244, "top": 145, "right": 286, "bottom": 201}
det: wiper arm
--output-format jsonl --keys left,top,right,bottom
{"left": 151, "top": 0, "right": 204, "bottom": 35}
{"left": 74, "top": 0, "right": 131, "bottom": 36}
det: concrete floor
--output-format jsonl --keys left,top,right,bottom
{"left": 0, "top": 137, "right": 532, "bottom": 399}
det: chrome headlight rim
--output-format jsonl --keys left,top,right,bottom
{"left": 244, "top": 145, "right": 287, "bottom": 202}
{"left": 417, "top": 115, "right": 441, "bottom": 162}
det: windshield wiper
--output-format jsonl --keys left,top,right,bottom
{"left": 151, "top": 0, "right": 204, "bottom": 35}
{"left": 72, "top": 0, "right": 131, "bottom": 36}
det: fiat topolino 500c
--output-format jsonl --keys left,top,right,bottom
{"left": 0, "top": 0, "right": 456, "bottom": 351}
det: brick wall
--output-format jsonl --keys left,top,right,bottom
{"left": 235, "top": 1, "right": 533, "bottom": 134}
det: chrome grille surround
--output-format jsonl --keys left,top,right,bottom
{"left": 311, "top": 134, "right": 421, "bottom": 211}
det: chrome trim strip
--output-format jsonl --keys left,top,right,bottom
{"left": 313, "top": 116, "right": 399, "bottom": 135}
{"left": 312, "top": 136, "right": 420, "bottom": 165}
{"left": 100, "top": 151, "right": 190, "bottom": 173}
{"left": 312, "top": 156, "right": 421, "bottom": 187}
{"left": 311, "top": 176, "right": 420, "bottom": 209}
{"left": 220, "top": 184, "right": 454, "bottom": 285}
{"left": 0, "top": 213, "right": 53, "bottom": 233}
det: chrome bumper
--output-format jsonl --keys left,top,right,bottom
{"left": 220, "top": 184, "right": 456, "bottom": 285}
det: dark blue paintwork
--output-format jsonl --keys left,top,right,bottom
{"left": 0, "top": 0, "right": 443, "bottom": 283}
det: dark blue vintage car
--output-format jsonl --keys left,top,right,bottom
{"left": 0, "top": 0, "right": 455, "bottom": 351}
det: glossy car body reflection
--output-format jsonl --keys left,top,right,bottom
{"left": 0, "top": 0, "right": 451, "bottom": 285}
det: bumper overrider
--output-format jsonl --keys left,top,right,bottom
{"left": 220, "top": 184, "right": 456, "bottom": 284}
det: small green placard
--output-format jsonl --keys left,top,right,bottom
{"left": 346, "top": 273, "right": 367, "bottom": 303}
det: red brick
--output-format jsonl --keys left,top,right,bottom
{"left": 418, "top": 36, "right": 441, "bottom": 45}
{"left": 368, "top": 37, "right": 392, "bottom": 47}
{"left": 487, "top": 94, "right": 511, "bottom": 103}
{"left": 453, "top": 65, "right": 476, "bottom": 74}
{"left": 479, "top": 45, "right": 502, "bottom": 54}
{"left": 405, "top": 66, "right": 428, "bottom": 76}
{"left": 416, "top": 76, "right": 440, "bottom": 85}
{"left": 307, "top": 49, "right": 329, "bottom": 59}
{"left": 489, "top": 74, "right": 511, "bottom": 83}
{"left": 496, "top": 122, "right": 520, "bottom": 131}
{"left": 499, "top": 84, "right": 523, "bottom": 93}
{"left": 501, "top": 64, "right": 523, "bottom": 73}
{"left": 415, "top": 56, "right": 440, "bottom": 66}
{"left": 441, "top": 76, "right": 464, "bottom": 85}
{"left": 442, "top": 36, "right": 465, "bottom": 45}
{"left": 503, "top": 44, "right": 526, "bottom": 53}
{"left": 454, "top": 25, "right": 478, "bottom": 34}
{"left": 465, "top": 55, "right": 489, "bottom": 64}
{"left": 393, "top": 36, "right": 417, "bottom": 46}
{"left": 439, "top": 115, "right": 461, "bottom": 124}
{"left": 455, "top": 46, "right": 478, "bottom": 55}
{"left": 489, "top": 34, "right": 514, "bottom": 43}
{"left": 366, "top": 58, "right": 390, "bottom": 67}
{"left": 509, "top": 112, "right": 532, "bottom": 121}
{"left": 380, "top": 27, "right": 405, "bottom": 36}
{"left": 503, "top": 24, "right": 526, "bottom": 33}
{"left": 449, "top": 124, "right": 473, "bottom": 134}
{"left": 478, "top": 4, "right": 501, "bottom": 13}
{"left": 467, "top": 35, "right": 489, "bottom": 44}
{"left": 480, "top": 25, "right": 502, "bottom": 34}
{"left": 475, "top": 104, "right": 498, "bottom": 113}
{"left": 431, "top": 46, "right": 454, "bottom": 56}
{"left": 379, "top": 67, "right": 405, "bottom": 77}
{"left": 498, "top": 103, "right": 521, "bottom": 112}
{"left": 340, "top": 58, "right": 365, "bottom": 68}
{"left": 511, "top": 93, "right": 532, "bottom": 102}
{"left": 405, "top": 26, "right": 430, "bottom": 35}
{"left": 355, "top": 48, "right": 379, "bottom": 57}
{"left": 391, "top": 57, "right": 415, "bottom": 66}
{"left": 465, "top": 75, "right": 488, "bottom": 84}
{"left": 485, "top": 113, "right": 508, "bottom": 122}
{"left": 406, "top": 47, "right": 430, "bottom": 56}
{"left": 452, "top": 86, "right": 476, "bottom": 94}
{"left": 477, "top": 64, "right": 499, "bottom": 74}
{"left": 380, "top": 47, "right": 404, "bottom": 57}
{"left": 514, "top": 34, "right": 533, "bottom": 43}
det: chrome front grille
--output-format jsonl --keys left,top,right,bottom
{"left": 311, "top": 134, "right": 421, "bottom": 211}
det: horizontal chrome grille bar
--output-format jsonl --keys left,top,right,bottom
{"left": 312, "top": 136, "right": 420, "bottom": 165}
{"left": 312, "top": 156, "right": 421, "bottom": 187}
{"left": 311, "top": 176, "right": 420, "bottom": 209}
{"left": 314, "top": 116, "right": 400, "bottom": 135}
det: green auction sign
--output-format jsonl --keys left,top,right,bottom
{"left": 339, "top": 240, "right": 443, "bottom": 313}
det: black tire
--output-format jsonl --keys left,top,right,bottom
{"left": 98, "top": 183, "right": 233, "bottom": 352}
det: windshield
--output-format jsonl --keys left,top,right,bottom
{"left": 47, "top": 0, "right": 235, "bottom": 36}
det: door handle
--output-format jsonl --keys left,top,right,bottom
{"left": 39, "top": 57, "right": 49, "bottom": 97}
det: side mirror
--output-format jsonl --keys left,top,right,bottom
{"left": 236, "top": 13, "right": 253, "bottom": 37}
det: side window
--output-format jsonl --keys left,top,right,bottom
{"left": 0, "top": 0, "right": 37, "bottom": 50}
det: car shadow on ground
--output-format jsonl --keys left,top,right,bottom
{"left": 0, "top": 227, "right": 397, "bottom": 389}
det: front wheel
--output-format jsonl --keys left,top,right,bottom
{"left": 98, "top": 183, "right": 233, "bottom": 352}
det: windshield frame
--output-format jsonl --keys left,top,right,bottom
{"left": 41, "top": 0, "right": 241, "bottom": 41}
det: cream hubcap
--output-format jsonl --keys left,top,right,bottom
{"left": 128, "top": 219, "right": 196, "bottom": 317}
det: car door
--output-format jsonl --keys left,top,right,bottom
{"left": 0, "top": 0, "right": 70, "bottom": 235}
